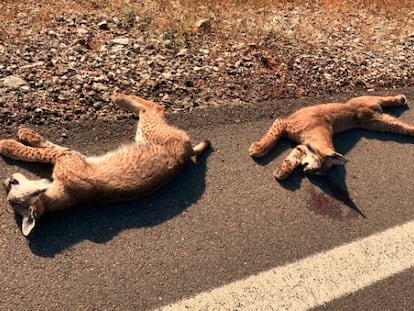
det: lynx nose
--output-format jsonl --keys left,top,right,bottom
{"left": 3, "top": 176, "right": 20, "bottom": 193}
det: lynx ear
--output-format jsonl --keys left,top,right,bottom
{"left": 21, "top": 207, "right": 39, "bottom": 237}
{"left": 327, "top": 152, "right": 346, "bottom": 166}
{"left": 22, "top": 215, "right": 36, "bottom": 236}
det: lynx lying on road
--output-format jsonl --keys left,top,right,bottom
{"left": 249, "top": 95, "right": 413, "bottom": 180}
{"left": 0, "top": 93, "right": 209, "bottom": 236}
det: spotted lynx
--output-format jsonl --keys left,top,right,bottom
{"left": 249, "top": 95, "right": 412, "bottom": 179}
{"left": 1, "top": 93, "right": 210, "bottom": 236}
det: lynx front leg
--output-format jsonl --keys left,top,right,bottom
{"left": 111, "top": 93, "right": 161, "bottom": 114}
{"left": 273, "top": 145, "right": 307, "bottom": 180}
{"left": 249, "top": 119, "right": 286, "bottom": 157}
{"left": 0, "top": 139, "right": 66, "bottom": 164}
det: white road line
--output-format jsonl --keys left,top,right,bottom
{"left": 159, "top": 221, "right": 414, "bottom": 311}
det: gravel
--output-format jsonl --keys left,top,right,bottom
{"left": 0, "top": 10, "right": 413, "bottom": 126}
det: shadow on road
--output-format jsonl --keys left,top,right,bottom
{"left": 21, "top": 149, "right": 212, "bottom": 257}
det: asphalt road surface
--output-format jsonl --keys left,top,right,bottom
{"left": 1, "top": 89, "right": 413, "bottom": 310}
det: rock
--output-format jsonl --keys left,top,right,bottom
{"left": 92, "top": 82, "right": 108, "bottom": 91}
{"left": 111, "top": 37, "right": 130, "bottom": 46}
{"left": 2, "top": 76, "right": 27, "bottom": 89}
{"left": 20, "top": 61, "right": 45, "bottom": 69}
{"left": 112, "top": 17, "right": 121, "bottom": 25}
{"left": 20, "top": 85, "right": 31, "bottom": 92}
{"left": 161, "top": 72, "right": 173, "bottom": 80}
{"left": 111, "top": 45, "right": 124, "bottom": 53}
{"left": 93, "top": 75, "right": 108, "bottom": 82}
{"left": 177, "top": 48, "right": 188, "bottom": 57}
{"left": 199, "top": 48, "right": 210, "bottom": 55}
{"left": 93, "top": 101, "right": 103, "bottom": 110}
{"left": 323, "top": 73, "right": 333, "bottom": 80}
{"left": 163, "top": 39, "right": 173, "bottom": 49}
{"left": 98, "top": 21, "right": 110, "bottom": 30}
{"left": 77, "top": 27, "right": 88, "bottom": 36}
{"left": 195, "top": 19, "right": 211, "bottom": 31}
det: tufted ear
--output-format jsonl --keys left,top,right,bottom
{"left": 327, "top": 152, "right": 346, "bottom": 166}
{"left": 21, "top": 206, "right": 40, "bottom": 237}
{"left": 22, "top": 215, "right": 36, "bottom": 236}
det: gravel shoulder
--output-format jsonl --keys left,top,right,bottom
{"left": 1, "top": 5, "right": 413, "bottom": 126}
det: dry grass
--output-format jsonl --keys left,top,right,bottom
{"left": 0, "top": 0, "right": 413, "bottom": 43}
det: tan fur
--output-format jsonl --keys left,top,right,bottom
{"left": 0, "top": 93, "right": 210, "bottom": 236}
{"left": 249, "top": 95, "right": 413, "bottom": 179}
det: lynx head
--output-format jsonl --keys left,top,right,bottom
{"left": 301, "top": 145, "right": 346, "bottom": 175}
{"left": 3, "top": 173, "right": 50, "bottom": 236}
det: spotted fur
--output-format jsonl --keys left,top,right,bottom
{"left": 1, "top": 93, "right": 210, "bottom": 236}
{"left": 249, "top": 95, "right": 413, "bottom": 179}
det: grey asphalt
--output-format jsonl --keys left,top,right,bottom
{"left": 1, "top": 88, "right": 413, "bottom": 310}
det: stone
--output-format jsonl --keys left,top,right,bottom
{"left": 20, "top": 61, "right": 45, "bottom": 69}
{"left": 195, "top": 19, "right": 211, "bottom": 31}
{"left": 163, "top": 39, "right": 173, "bottom": 49}
{"left": 177, "top": 48, "right": 188, "bottom": 57}
{"left": 111, "top": 37, "right": 130, "bottom": 46}
{"left": 2, "top": 76, "right": 27, "bottom": 89}
{"left": 77, "top": 27, "right": 88, "bottom": 36}
{"left": 98, "top": 21, "right": 110, "bottom": 30}
{"left": 161, "top": 72, "right": 173, "bottom": 80}
{"left": 92, "top": 82, "right": 108, "bottom": 91}
{"left": 111, "top": 45, "right": 125, "bottom": 53}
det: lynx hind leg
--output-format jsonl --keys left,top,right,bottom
{"left": 111, "top": 93, "right": 146, "bottom": 114}
{"left": 111, "top": 93, "right": 162, "bottom": 114}
{"left": 249, "top": 119, "right": 286, "bottom": 158}
{"left": 378, "top": 94, "right": 407, "bottom": 107}
{"left": 360, "top": 112, "right": 414, "bottom": 136}
{"left": 273, "top": 145, "right": 307, "bottom": 180}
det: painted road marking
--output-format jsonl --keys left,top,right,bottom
{"left": 159, "top": 221, "right": 414, "bottom": 311}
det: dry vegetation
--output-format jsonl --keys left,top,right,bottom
{"left": 0, "top": 0, "right": 413, "bottom": 124}
{"left": 1, "top": 0, "right": 413, "bottom": 42}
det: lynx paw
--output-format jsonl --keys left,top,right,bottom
{"left": 273, "top": 168, "right": 288, "bottom": 180}
{"left": 397, "top": 95, "right": 407, "bottom": 106}
{"left": 248, "top": 142, "right": 268, "bottom": 157}
{"left": 18, "top": 128, "right": 45, "bottom": 147}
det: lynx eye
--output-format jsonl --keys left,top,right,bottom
{"left": 9, "top": 177, "right": 19, "bottom": 185}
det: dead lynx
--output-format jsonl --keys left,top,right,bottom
{"left": 0, "top": 93, "right": 209, "bottom": 236}
{"left": 249, "top": 94, "right": 413, "bottom": 179}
